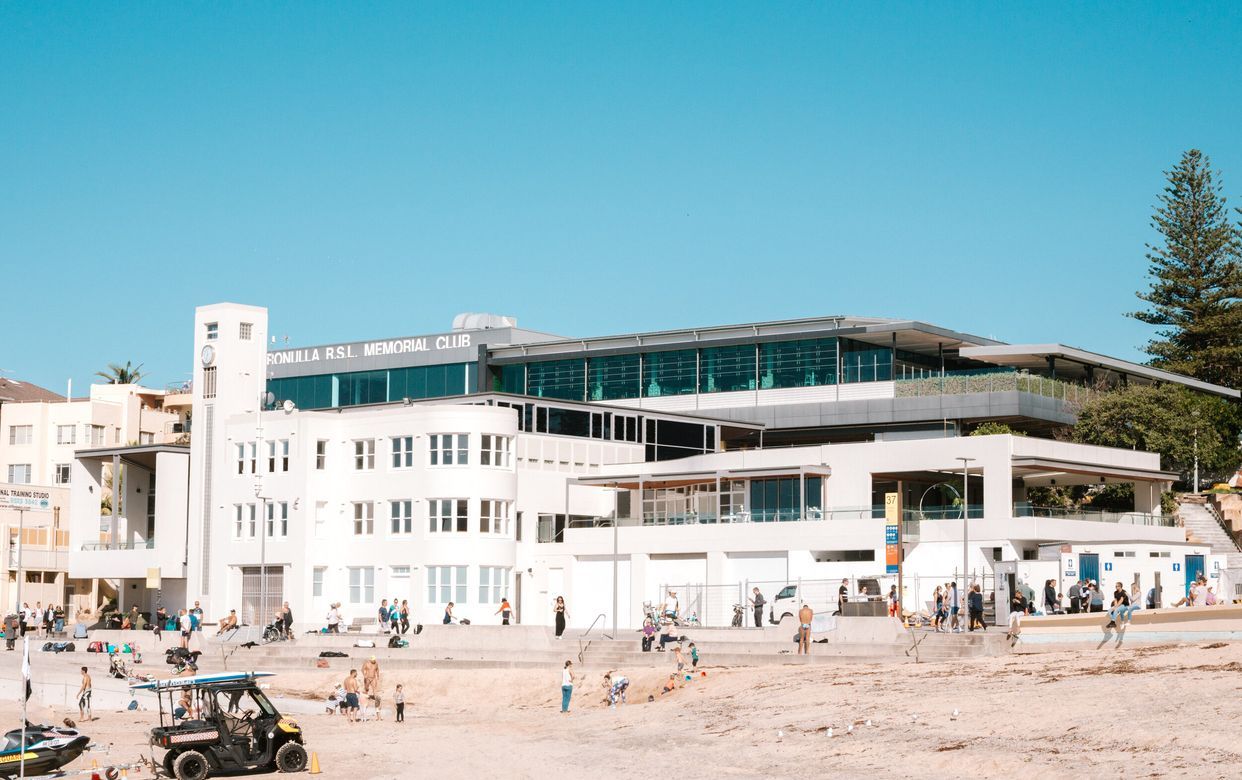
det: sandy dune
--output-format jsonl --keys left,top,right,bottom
{"left": 5, "top": 642, "right": 1242, "bottom": 779}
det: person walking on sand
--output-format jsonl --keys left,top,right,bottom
{"left": 689, "top": 642, "right": 699, "bottom": 669}
{"left": 887, "top": 585, "right": 899, "bottom": 618}
{"left": 553, "top": 596, "right": 567, "bottom": 638}
{"left": 561, "top": 660, "right": 575, "bottom": 713}
{"left": 968, "top": 584, "right": 985, "bottom": 631}
{"left": 674, "top": 643, "right": 686, "bottom": 674}
{"left": 394, "top": 684, "right": 406, "bottom": 722}
{"left": 343, "top": 670, "right": 361, "bottom": 723}
{"left": 178, "top": 609, "right": 192, "bottom": 649}
{"left": 836, "top": 579, "right": 849, "bottom": 616}
{"left": 378, "top": 599, "right": 390, "bottom": 634}
{"left": 749, "top": 587, "right": 766, "bottom": 628}
{"left": 798, "top": 603, "right": 813, "bottom": 655}
{"left": 932, "top": 585, "right": 944, "bottom": 633}
{"left": 948, "top": 581, "right": 961, "bottom": 632}
{"left": 496, "top": 597, "right": 513, "bottom": 625}
{"left": 389, "top": 599, "right": 400, "bottom": 634}
{"left": 77, "top": 666, "right": 93, "bottom": 722}
{"left": 399, "top": 600, "right": 410, "bottom": 635}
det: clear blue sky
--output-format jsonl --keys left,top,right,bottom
{"left": 3, "top": 3, "right": 1240, "bottom": 394}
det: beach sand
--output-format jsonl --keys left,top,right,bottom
{"left": 6, "top": 641, "right": 1242, "bottom": 779}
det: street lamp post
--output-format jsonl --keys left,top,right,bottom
{"left": 957, "top": 457, "right": 976, "bottom": 601}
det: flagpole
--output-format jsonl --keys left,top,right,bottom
{"left": 20, "top": 635, "right": 29, "bottom": 780}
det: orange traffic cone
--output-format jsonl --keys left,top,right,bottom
{"left": 309, "top": 752, "right": 322, "bottom": 775}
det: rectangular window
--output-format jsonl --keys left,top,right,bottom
{"left": 8, "top": 425, "right": 32, "bottom": 445}
{"left": 54, "top": 463, "right": 71, "bottom": 485}
{"left": 139, "top": 431, "right": 154, "bottom": 445}
{"left": 314, "top": 501, "right": 327, "bottom": 537}
{"left": 429, "top": 433, "right": 469, "bottom": 466}
{"left": 348, "top": 567, "right": 375, "bottom": 604}
{"left": 89, "top": 425, "right": 106, "bottom": 447}
{"left": 840, "top": 337, "right": 894, "bottom": 383}
{"left": 202, "top": 366, "right": 217, "bottom": 399}
{"left": 267, "top": 502, "right": 288, "bottom": 537}
{"left": 642, "top": 349, "right": 697, "bottom": 397}
{"left": 480, "top": 435, "right": 513, "bottom": 468}
{"left": 247, "top": 504, "right": 257, "bottom": 538}
{"left": 759, "top": 338, "right": 838, "bottom": 389}
{"left": 353, "top": 502, "right": 374, "bottom": 535}
{"left": 526, "top": 359, "right": 586, "bottom": 401}
{"left": 234, "top": 505, "right": 244, "bottom": 539}
{"left": 267, "top": 440, "right": 289, "bottom": 472}
{"left": 205, "top": 322, "right": 219, "bottom": 340}
{"left": 315, "top": 440, "right": 328, "bottom": 470}
{"left": 478, "top": 566, "right": 510, "bottom": 604}
{"left": 354, "top": 439, "right": 375, "bottom": 470}
{"left": 390, "top": 500, "right": 413, "bottom": 534}
{"left": 480, "top": 500, "right": 511, "bottom": 535}
{"left": 700, "top": 345, "right": 756, "bottom": 393}
{"left": 312, "top": 567, "right": 326, "bottom": 598}
{"left": 1113, "top": 550, "right": 1136, "bottom": 558}
{"left": 427, "top": 566, "right": 467, "bottom": 604}
{"left": 239, "top": 322, "right": 253, "bottom": 340}
{"left": 391, "top": 436, "right": 414, "bottom": 468}
{"left": 56, "top": 425, "right": 76, "bottom": 445}
{"left": 587, "top": 353, "right": 641, "bottom": 401}
{"left": 236, "top": 443, "right": 246, "bottom": 475}
{"left": 6, "top": 465, "right": 31, "bottom": 484}
{"left": 429, "top": 498, "right": 468, "bottom": 533}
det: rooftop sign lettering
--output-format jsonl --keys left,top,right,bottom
{"left": 267, "top": 333, "right": 472, "bottom": 367}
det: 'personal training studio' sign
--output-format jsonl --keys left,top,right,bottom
{"left": 0, "top": 486, "right": 52, "bottom": 512}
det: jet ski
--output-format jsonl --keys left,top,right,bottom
{"left": 0, "top": 723, "right": 90, "bottom": 777}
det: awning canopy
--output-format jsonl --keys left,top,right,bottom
{"left": 574, "top": 464, "right": 831, "bottom": 490}
{"left": 1011, "top": 456, "right": 1178, "bottom": 486}
{"left": 74, "top": 443, "right": 189, "bottom": 471}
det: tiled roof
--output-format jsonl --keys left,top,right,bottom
{"left": 0, "top": 377, "right": 64, "bottom": 403}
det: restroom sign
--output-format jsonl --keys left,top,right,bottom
{"left": 1173, "top": 563, "right": 1181, "bottom": 572}
{"left": 1104, "top": 562, "right": 1112, "bottom": 572}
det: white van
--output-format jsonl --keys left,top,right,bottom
{"left": 766, "top": 577, "right": 890, "bottom": 624}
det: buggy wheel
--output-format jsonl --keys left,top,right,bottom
{"left": 162, "top": 750, "right": 177, "bottom": 778}
{"left": 275, "top": 741, "right": 308, "bottom": 773}
{"left": 173, "top": 749, "right": 210, "bottom": 780}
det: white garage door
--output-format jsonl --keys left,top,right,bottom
{"left": 572, "top": 556, "right": 631, "bottom": 630}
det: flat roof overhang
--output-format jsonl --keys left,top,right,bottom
{"left": 959, "top": 344, "right": 1239, "bottom": 400}
{"left": 74, "top": 443, "right": 190, "bottom": 471}
{"left": 575, "top": 464, "right": 831, "bottom": 490}
{"left": 1011, "top": 456, "right": 1179, "bottom": 485}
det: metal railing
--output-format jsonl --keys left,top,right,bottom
{"left": 1013, "top": 503, "right": 1171, "bottom": 527}
{"left": 79, "top": 540, "right": 156, "bottom": 551}
{"left": 894, "top": 369, "right": 1091, "bottom": 404}
{"left": 577, "top": 612, "right": 612, "bottom": 664}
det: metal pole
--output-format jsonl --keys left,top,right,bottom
{"left": 612, "top": 513, "right": 618, "bottom": 636}
{"left": 1193, "top": 426, "right": 1199, "bottom": 493}
{"left": 14, "top": 509, "right": 23, "bottom": 614}
{"left": 958, "top": 457, "right": 976, "bottom": 603}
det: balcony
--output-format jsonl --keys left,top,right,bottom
{"left": 1013, "top": 502, "right": 1171, "bottom": 527}
{"left": 894, "top": 369, "right": 1092, "bottom": 404}
{"left": 79, "top": 540, "right": 156, "bottom": 551}
{"left": 7, "top": 547, "right": 69, "bottom": 571}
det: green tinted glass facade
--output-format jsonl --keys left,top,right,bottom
{"left": 496, "top": 364, "right": 526, "bottom": 394}
{"left": 526, "top": 359, "right": 586, "bottom": 401}
{"left": 748, "top": 476, "right": 823, "bottom": 521}
{"left": 759, "top": 338, "right": 837, "bottom": 389}
{"left": 699, "top": 345, "right": 756, "bottom": 393}
{"left": 588, "top": 354, "right": 641, "bottom": 401}
{"left": 642, "top": 350, "right": 697, "bottom": 397}
{"left": 840, "top": 338, "right": 893, "bottom": 383}
{"left": 267, "top": 362, "right": 475, "bottom": 410}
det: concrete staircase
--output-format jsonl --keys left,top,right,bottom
{"left": 1179, "top": 498, "right": 1242, "bottom": 569}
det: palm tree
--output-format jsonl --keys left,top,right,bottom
{"left": 96, "top": 361, "right": 145, "bottom": 385}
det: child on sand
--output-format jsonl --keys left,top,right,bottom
{"left": 689, "top": 642, "right": 699, "bottom": 669}
{"left": 395, "top": 684, "right": 405, "bottom": 722}
{"left": 661, "top": 674, "right": 677, "bottom": 695}
{"left": 674, "top": 644, "right": 685, "bottom": 673}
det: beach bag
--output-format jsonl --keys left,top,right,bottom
{"left": 316, "top": 659, "right": 330, "bottom": 668}
{"left": 42, "top": 642, "right": 53, "bottom": 652}
{"left": 388, "top": 636, "right": 408, "bottom": 648}
{"left": 319, "top": 650, "right": 348, "bottom": 658}
{"left": 354, "top": 640, "right": 375, "bottom": 648}
{"left": 106, "top": 643, "right": 118, "bottom": 653}
{"left": 459, "top": 618, "right": 471, "bottom": 626}
{"left": 88, "top": 641, "right": 103, "bottom": 653}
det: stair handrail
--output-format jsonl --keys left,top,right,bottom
{"left": 577, "top": 612, "right": 612, "bottom": 664}
{"left": 1203, "top": 502, "right": 1242, "bottom": 552}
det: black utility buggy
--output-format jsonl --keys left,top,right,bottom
{"left": 133, "top": 672, "right": 307, "bottom": 780}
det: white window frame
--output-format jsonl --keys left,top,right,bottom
{"left": 54, "top": 463, "right": 71, "bottom": 485}
{"left": 89, "top": 425, "right": 106, "bottom": 447}
{"left": 429, "top": 433, "right": 469, "bottom": 466}
{"left": 478, "top": 566, "right": 511, "bottom": 604}
{"left": 202, "top": 366, "right": 217, "bottom": 399}
{"left": 390, "top": 499, "right": 413, "bottom": 535}
{"left": 8, "top": 425, "right": 32, "bottom": 445}
{"left": 247, "top": 442, "right": 257, "bottom": 474}
{"left": 139, "top": 431, "right": 154, "bottom": 445}
{"left": 354, "top": 439, "right": 376, "bottom": 471}
{"left": 268, "top": 439, "right": 289, "bottom": 473}
{"left": 348, "top": 567, "right": 375, "bottom": 605}
{"left": 205, "top": 322, "right": 219, "bottom": 340}
{"left": 315, "top": 440, "right": 328, "bottom": 470}
{"left": 481, "top": 434, "right": 513, "bottom": 468}
{"left": 353, "top": 501, "right": 374, "bottom": 535}
{"left": 312, "top": 567, "right": 326, "bottom": 598}
{"left": 391, "top": 436, "right": 414, "bottom": 469}
{"left": 480, "top": 499, "right": 511, "bottom": 535}
{"left": 428, "top": 498, "right": 468, "bottom": 534}
{"left": 247, "top": 504, "right": 257, "bottom": 539}
{"left": 239, "top": 322, "right": 253, "bottom": 340}
{"left": 427, "top": 566, "right": 468, "bottom": 605}
{"left": 56, "top": 425, "right": 76, "bottom": 445}
{"left": 234, "top": 505, "right": 244, "bottom": 539}
{"left": 267, "top": 501, "right": 288, "bottom": 537}
{"left": 7, "top": 464, "right": 31, "bottom": 484}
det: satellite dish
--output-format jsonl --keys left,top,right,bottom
{"left": 263, "top": 391, "right": 276, "bottom": 407}
{"left": 282, "top": 399, "right": 296, "bottom": 413}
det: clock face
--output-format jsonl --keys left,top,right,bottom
{"left": 201, "top": 345, "right": 216, "bottom": 366}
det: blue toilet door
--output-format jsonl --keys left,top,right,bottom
{"left": 1185, "top": 555, "right": 1205, "bottom": 594}
{"left": 1079, "top": 554, "right": 1099, "bottom": 586}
